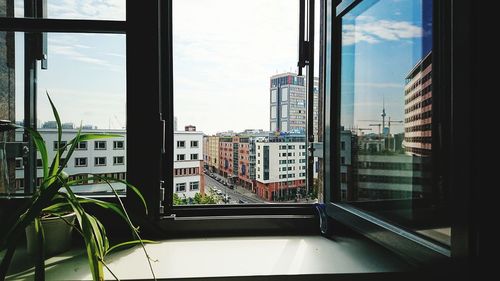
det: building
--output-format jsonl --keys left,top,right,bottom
{"left": 203, "top": 135, "right": 219, "bottom": 173}
{"left": 270, "top": 73, "right": 307, "bottom": 133}
{"left": 403, "top": 52, "right": 432, "bottom": 156}
{"left": 340, "top": 130, "right": 354, "bottom": 201}
{"left": 14, "top": 128, "right": 127, "bottom": 194}
{"left": 255, "top": 135, "right": 307, "bottom": 201}
{"left": 269, "top": 73, "right": 319, "bottom": 139}
{"left": 174, "top": 128, "right": 204, "bottom": 199}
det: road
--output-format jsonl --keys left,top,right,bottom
{"left": 204, "top": 173, "right": 264, "bottom": 204}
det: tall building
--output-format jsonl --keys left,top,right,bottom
{"left": 174, "top": 128, "right": 205, "bottom": 199}
{"left": 255, "top": 135, "right": 307, "bottom": 201}
{"left": 269, "top": 73, "right": 319, "bottom": 139}
{"left": 269, "top": 73, "right": 307, "bottom": 134}
{"left": 403, "top": 52, "right": 432, "bottom": 156}
{"left": 203, "top": 135, "right": 219, "bottom": 173}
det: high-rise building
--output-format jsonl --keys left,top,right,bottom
{"left": 269, "top": 73, "right": 307, "bottom": 134}
{"left": 269, "top": 73, "right": 319, "bottom": 138}
{"left": 403, "top": 52, "right": 432, "bottom": 156}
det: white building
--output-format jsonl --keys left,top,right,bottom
{"left": 14, "top": 129, "right": 127, "bottom": 193}
{"left": 174, "top": 130, "right": 204, "bottom": 199}
{"left": 254, "top": 136, "right": 307, "bottom": 201}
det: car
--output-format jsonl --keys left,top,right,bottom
{"left": 228, "top": 185, "right": 234, "bottom": 189}
{"left": 223, "top": 182, "right": 228, "bottom": 186}
{"left": 216, "top": 189, "right": 223, "bottom": 195}
{"left": 238, "top": 199, "right": 247, "bottom": 204}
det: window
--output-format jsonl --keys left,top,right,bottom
{"left": 15, "top": 159, "right": 23, "bottom": 170}
{"left": 94, "top": 157, "right": 106, "bottom": 166}
{"left": 281, "top": 88, "right": 288, "bottom": 102}
{"left": 53, "top": 141, "right": 67, "bottom": 151}
{"left": 177, "top": 141, "right": 185, "bottom": 148}
{"left": 190, "top": 141, "right": 198, "bottom": 147}
{"left": 175, "top": 183, "right": 186, "bottom": 192}
{"left": 190, "top": 154, "right": 198, "bottom": 160}
{"left": 113, "top": 141, "right": 125, "bottom": 150}
{"left": 177, "top": 154, "right": 185, "bottom": 161}
{"left": 113, "top": 156, "right": 125, "bottom": 165}
{"left": 189, "top": 181, "right": 199, "bottom": 191}
{"left": 95, "top": 141, "right": 106, "bottom": 150}
{"left": 76, "top": 141, "right": 88, "bottom": 150}
{"left": 75, "top": 158, "right": 88, "bottom": 167}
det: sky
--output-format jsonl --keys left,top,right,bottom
{"left": 340, "top": 0, "right": 432, "bottom": 135}
{"left": 12, "top": 0, "right": 431, "bottom": 136}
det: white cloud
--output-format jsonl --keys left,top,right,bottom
{"left": 342, "top": 18, "right": 422, "bottom": 45}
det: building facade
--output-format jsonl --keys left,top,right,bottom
{"left": 203, "top": 135, "right": 219, "bottom": 173}
{"left": 403, "top": 52, "right": 432, "bottom": 156}
{"left": 14, "top": 128, "right": 127, "bottom": 193}
{"left": 174, "top": 130, "right": 205, "bottom": 199}
{"left": 270, "top": 73, "right": 307, "bottom": 133}
{"left": 254, "top": 136, "right": 307, "bottom": 201}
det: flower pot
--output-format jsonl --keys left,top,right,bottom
{"left": 25, "top": 212, "right": 76, "bottom": 257}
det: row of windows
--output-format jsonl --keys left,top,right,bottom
{"left": 404, "top": 137, "right": 433, "bottom": 144}
{"left": 174, "top": 167, "right": 200, "bottom": 176}
{"left": 278, "top": 159, "right": 296, "bottom": 164}
{"left": 404, "top": 72, "right": 432, "bottom": 95}
{"left": 16, "top": 156, "right": 125, "bottom": 169}
{"left": 176, "top": 153, "right": 199, "bottom": 161}
{"left": 176, "top": 140, "right": 199, "bottom": 148}
{"left": 405, "top": 84, "right": 432, "bottom": 104}
{"left": 358, "top": 175, "right": 429, "bottom": 185}
{"left": 405, "top": 110, "right": 432, "bottom": 123}
{"left": 53, "top": 140, "right": 124, "bottom": 151}
{"left": 358, "top": 161, "right": 423, "bottom": 171}
{"left": 15, "top": 172, "right": 127, "bottom": 189}
{"left": 175, "top": 181, "right": 199, "bottom": 192}
{"left": 404, "top": 97, "right": 432, "bottom": 114}
{"left": 279, "top": 174, "right": 296, "bottom": 179}
{"left": 405, "top": 147, "right": 432, "bottom": 155}
{"left": 405, "top": 123, "right": 432, "bottom": 133}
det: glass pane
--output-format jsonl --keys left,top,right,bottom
{"left": 0, "top": 0, "right": 125, "bottom": 20}
{"left": 0, "top": 32, "right": 126, "bottom": 196}
{"left": 172, "top": 0, "right": 321, "bottom": 205}
{"left": 339, "top": 0, "right": 449, "bottom": 246}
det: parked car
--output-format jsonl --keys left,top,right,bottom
{"left": 228, "top": 185, "right": 234, "bottom": 189}
{"left": 238, "top": 199, "right": 247, "bottom": 204}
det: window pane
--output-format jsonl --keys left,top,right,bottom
{"left": 0, "top": 32, "right": 126, "bottom": 196}
{"left": 339, "top": 0, "right": 449, "bottom": 245}
{"left": 173, "top": 0, "right": 320, "bottom": 205}
{"left": 1, "top": 0, "right": 125, "bottom": 21}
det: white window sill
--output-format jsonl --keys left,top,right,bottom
{"left": 5, "top": 235, "right": 410, "bottom": 280}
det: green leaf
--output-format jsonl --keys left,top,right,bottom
{"left": 24, "top": 127, "right": 49, "bottom": 180}
{"left": 47, "top": 92, "right": 62, "bottom": 153}
{"left": 106, "top": 240, "right": 157, "bottom": 255}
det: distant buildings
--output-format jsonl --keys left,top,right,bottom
{"left": 403, "top": 52, "right": 432, "bottom": 157}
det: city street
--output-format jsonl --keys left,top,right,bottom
{"left": 204, "top": 173, "right": 265, "bottom": 204}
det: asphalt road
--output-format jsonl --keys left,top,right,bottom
{"left": 204, "top": 174, "right": 264, "bottom": 204}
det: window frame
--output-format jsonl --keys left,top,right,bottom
{"left": 323, "top": 0, "right": 477, "bottom": 265}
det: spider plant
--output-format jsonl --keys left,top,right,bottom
{"left": 0, "top": 94, "right": 156, "bottom": 281}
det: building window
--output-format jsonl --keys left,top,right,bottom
{"left": 189, "top": 181, "right": 199, "bottom": 191}
{"left": 341, "top": 141, "right": 345, "bottom": 151}
{"left": 53, "top": 141, "right": 67, "bottom": 151}
{"left": 36, "top": 159, "right": 43, "bottom": 168}
{"left": 113, "top": 156, "right": 125, "bottom": 165}
{"left": 76, "top": 141, "right": 87, "bottom": 150}
{"left": 94, "top": 157, "right": 106, "bottom": 166}
{"left": 190, "top": 154, "right": 198, "bottom": 160}
{"left": 94, "top": 141, "right": 106, "bottom": 150}
{"left": 113, "top": 140, "right": 125, "bottom": 150}
{"left": 190, "top": 140, "right": 198, "bottom": 147}
{"left": 177, "top": 154, "right": 185, "bottom": 161}
{"left": 75, "top": 158, "right": 88, "bottom": 167}
{"left": 177, "top": 141, "right": 185, "bottom": 148}
{"left": 175, "top": 183, "right": 186, "bottom": 192}
{"left": 15, "top": 158, "right": 23, "bottom": 170}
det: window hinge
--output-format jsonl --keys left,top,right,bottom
{"left": 159, "top": 180, "right": 165, "bottom": 213}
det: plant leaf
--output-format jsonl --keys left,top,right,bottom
{"left": 106, "top": 240, "right": 157, "bottom": 255}
{"left": 24, "top": 127, "right": 49, "bottom": 180}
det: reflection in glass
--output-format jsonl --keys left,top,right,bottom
{"left": 339, "top": 0, "right": 449, "bottom": 245}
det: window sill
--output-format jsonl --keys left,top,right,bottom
{"left": 4, "top": 235, "right": 412, "bottom": 280}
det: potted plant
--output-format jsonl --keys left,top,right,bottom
{"left": 0, "top": 94, "right": 156, "bottom": 280}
